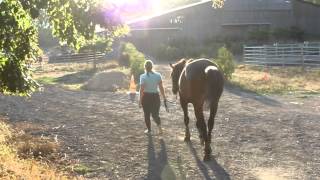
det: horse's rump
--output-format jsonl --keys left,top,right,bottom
{"left": 179, "top": 59, "right": 223, "bottom": 104}
{"left": 184, "top": 59, "right": 217, "bottom": 81}
{"left": 204, "top": 66, "right": 224, "bottom": 105}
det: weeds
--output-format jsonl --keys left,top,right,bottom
{"left": 72, "top": 164, "right": 93, "bottom": 175}
{"left": 231, "top": 65, "right": 320, "bottom": 94}
{"left": 36, "top": 76, "right": 57, "bottom": 85}
{"left": 0, "top": 119, "right": 75, "bottom": 179}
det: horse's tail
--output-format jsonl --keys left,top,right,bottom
{"left": 205, "top": 66, "right": 224, "bottom": 106}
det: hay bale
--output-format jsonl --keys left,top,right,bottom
{"left": 83, "top": 70, "right": 129, "bottom": 92}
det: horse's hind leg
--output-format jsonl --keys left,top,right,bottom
{"left": 194, "top": 104, "right": 205, "bottom": 146}
{"left": 194, "top": 104, "right": 210, "bottom": 161}
{"left": 207, "top": 102, "right": 218, "bottom": 155}
{"left": 180, "top": 98, "right": 190, "bottom": 142}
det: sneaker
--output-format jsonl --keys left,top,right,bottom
{"left": 144, "top": 129, "right": 151, "bottom": 134}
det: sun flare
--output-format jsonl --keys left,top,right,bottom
{"left": 106, "top": 0, "right": 163, "bottom": 15}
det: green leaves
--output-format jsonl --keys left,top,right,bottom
{"left": 0, "top": 0, "right": 39, "bottom": 95}
{"left": 1, "top": 0, "right": 125, "bottom": 95}
{"left": 119, "top": 42, "right": 145, "bottom": 83}
{"left": 212, "top": 0, "right": 225, "bottom": 8}
{"left": 214, "top": 47, "right": 235, "bottom": 80}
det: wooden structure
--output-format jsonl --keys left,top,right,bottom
{"left": 244, "top": 42, "right": 320, "bottom": 66}
{"left": 126, "top": 0, "right": 320, "bottom": 55}
{"left": 49, "top": 52, "right": 106, "bottom": 69}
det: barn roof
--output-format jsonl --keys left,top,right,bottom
{"left": 126, "top": 0, "right": 212, "bottom": 25}
{"left": 223, "top": 0, "right": 292, "bottom": 11}
{"left": 127, "top": 0, "right": 293, "bottom": 25}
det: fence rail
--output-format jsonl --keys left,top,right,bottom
{"left": 49, "top": 52, "right": 106, "bottom": 64}
{"left": 244, "top": 42, "right": 320, "bottom": 67}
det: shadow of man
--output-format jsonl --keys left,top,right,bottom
{"left": 146, "top": 135, "right": 176, "bottom": 180}
{"left": 188, "top": 142, "right": 230, "bottom": 180}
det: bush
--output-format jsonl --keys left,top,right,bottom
{"left": 214, "top": 47, "right": 235, "bottom": 80}
{"left": 118, "top": 42, "right": 145, "bottom": 82}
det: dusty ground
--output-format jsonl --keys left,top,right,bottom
{"left": 0, "top": 65, "right": 319, "bottom": 180}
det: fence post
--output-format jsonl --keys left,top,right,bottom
{"left": 301, "top": 43, "right": 305, "bottom": 70}
{"left": 243, "top": 44, "right": 246, "bottom": 63}
{"left": 93, "top": 51, "right": 97, "bottom": 70}
{"left": 263, "top": 45, "right": 267, "bottom": 66}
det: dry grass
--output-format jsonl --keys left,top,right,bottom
{"left": 33, "top": 61, "right": 123, "bottom": 91}
{"left": 0, "top": 118, "right": 77, "bottom": 179}
{"left": 33, "top": 61, "right": 131, "bottom": 93}
{"left": 33, "top": 61, "right": 119, "bottom": 75}
{"left": 231, "top": 65, "right": 320, "bottom": 94}
{"left": 14, "top": 134, "right": 59, "bottom": 159}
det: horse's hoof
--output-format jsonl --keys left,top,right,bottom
{"left": 203, "top": 154, "right": 211, "bottom": 161}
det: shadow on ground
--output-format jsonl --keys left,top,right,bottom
{"left": 224, "top": 82, "right": 281, "bottom": 107}
{"left": 188, "top": 142, "right": 230, "bottom": 180}
{"left": 146, "top": 135, "right": 230, "bottom": 180}
{"left": 55, "top": 69, "right": 96, "bottom": 85}
{"left": 147, "top": 135, "right": 176, "bottom": 180}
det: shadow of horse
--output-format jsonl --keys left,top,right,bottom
{"left": 188, "top": 142, "right": 230, "bottom": 180}
{"left": 224, "top": 82, "right": 281, "bottom": 107}
{"left": 146, "top": 135, "right": 176, "bottom": 180}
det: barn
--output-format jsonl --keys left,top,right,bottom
{"left": 125, "top": 0, "right": 320, "bottom": 56}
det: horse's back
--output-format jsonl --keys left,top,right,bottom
{"left": 185, "top": 59, "right": 217, "bottom": 80}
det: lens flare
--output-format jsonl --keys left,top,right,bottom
{"left": 103, "top": 0, "right": 163, "bottom": 21}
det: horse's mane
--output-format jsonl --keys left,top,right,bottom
{"left": 173, "top": 58, "right": 194, "bottom": 67}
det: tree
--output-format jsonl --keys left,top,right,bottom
{"left": 0, "top": 0, "right": 125, "bottom": 95}
{"left": 212, "top": 0, "right": 225, "bottom": 8}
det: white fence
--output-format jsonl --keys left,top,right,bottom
{"left": 244, "top": 42, "right": 320, "bottom": 66}
{"left": 49, "top": 52, "right": 106, "bottom": 64}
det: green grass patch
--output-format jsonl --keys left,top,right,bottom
{"left": 72, "top": 164, "right": 93, "bottom": 175}
{"left": 36, "top": 76, "right": 58, "bottom": 85}
{"left": 63, "top": 84, "right": 83, "bottom": 91}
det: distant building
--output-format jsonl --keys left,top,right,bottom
{"left": 125, "top": 0, "right": 320, "bottom": 55}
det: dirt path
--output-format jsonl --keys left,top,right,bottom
{"left": 0, "top": 65, "right": 319, "bottom": 179}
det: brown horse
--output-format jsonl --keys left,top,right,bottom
{"left": 170, "top": 58, "right": 224, "bottom": 161}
